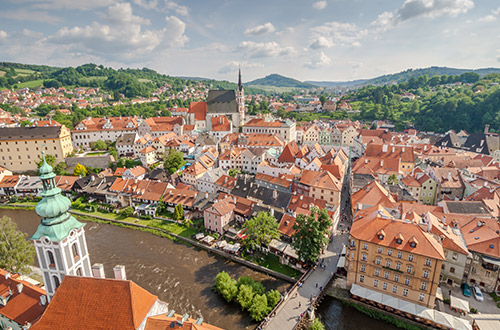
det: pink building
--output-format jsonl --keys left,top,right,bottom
{"left": 204, "top": 196, "right": 235, "bottom": 234}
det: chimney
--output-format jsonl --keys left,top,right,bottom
{"left": 380, "top": 160, "right": 383, "bottom": 167}
{"left": 40, "top": 295, "right": 47, "bottom": 306}
{"left": 113, "top": 265, "right": 127, "bottom": 280}
{"left": 17, "top": 283, "right": 23, "bottom": 294}
{"left": 270, "top": 208, "right": 275, "bottom": 216}
{"left": 273, "top": 190, "right": 277, "bottom": 199}
{"left": 484, "top": 124, "right": 490, "bottom": 134}
{"left": 300, "top": 195, "right": 303, "bottom": 200}
{"left": 382, "top": 144, "right": 388, "bottom": 152}
{"left": 447, "top": 172, "right": 451, "bottom": 181}
{"left": 92, "top": 263, "right": 105, "bottom": 278}
{"left": 392, "top": 146, "right": 395, "bottom": 153}
{"left": 205, "top": 192, "right": 208, "bottom": 198}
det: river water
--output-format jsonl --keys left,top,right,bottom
{"left": 1, "top": 208, "right": 398, "bottom": 330}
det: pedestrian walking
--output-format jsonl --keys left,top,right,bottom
{"left": 316, "top": 282, "right": 318, "bottom": 288}
{"left": 299, "top": 302, "right": 301, "bottom": 308}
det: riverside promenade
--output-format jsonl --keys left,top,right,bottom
{"left": 263, "top": 232, "right": 348, "bottom": 330}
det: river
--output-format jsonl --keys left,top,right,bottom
{"left": 1, "top": 208, "right": 398, "bottom": 330}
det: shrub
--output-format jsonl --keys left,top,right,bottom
{"left": 443, "top": 298, "right": 450, "bottom": 304}
{"left": 266, "top": 289, "right": 281, "bottom": 309}
{"left": 310, "top": 319, "right": 325, "bottom": 330}
{"left": 140, "top": 214, "right": 153, "bottom": 220}
{"left": 237, "top": 284, "right": 254, "bottom": 310}
{"left": 248, "top": 294, "right": 269, "bottom": 321}
{"left": 120, "top": 206, "right": 134, "bottom": 218}
{"left": 471, "top": 307, "right": 478, "bottom": 313}
{"left": 215, "top": 271, "right": 238, "bottom": 303}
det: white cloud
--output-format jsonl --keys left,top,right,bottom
{"left": 132, "top": 0, "right": 159, "bottom": 9}
{"left": 276, "top": 27, "right": 295, "bottom": 36}
{"left": 165, "top": 1, "right": 189, "bottom": 16}
{"left": 238, "top": 41, "right": 296, "bottom": 58}
{"left": 26, "top": 0, "right": 118, "bottom": 10}
{"left": 244, "top": 22, "right": 275, "bottom": 36}
{"left": 218, "top": 61, "right": 264, "bottom": 74}
{"left": 309, "top": 36, "right": 333, "bottom": 49}
{"left": 0, "top": 9, "right": 62, "bottom": 24}
{"left": 0, "top": 30, "right": 7, "bottom": 41}
{"left": 305, "top": 52, "right": 331, "bottom": 69}
{"left": 312, "top": 1, "right": 327, "bottom": 10}
{"left": 48, "top": 4, "right": 187, "bottom": 60}
{"left": 494, "top": 7, "right": 500, "bottom": 15}
{"left": 372, "top": 0, "right": 474, "bottom": 32}
{"left": 479, "top": 15, "right": 496, "bottom": 22}
{"left": 310, "top": 22, "right": 367, "bottom": 47}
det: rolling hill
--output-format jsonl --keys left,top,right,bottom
{"left": 246, "top": 74, "right": 315, "bottom": 89}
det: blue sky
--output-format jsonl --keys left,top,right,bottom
{"left": 0, "top": 0, "right": 499, "bottom": 82}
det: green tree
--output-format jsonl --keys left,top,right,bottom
{"left": 228, "top": 169, "right": 241, "bottom": 177}
{"left": 291, "top": 208, "right": 332, "bottom": 264}
{"left": 248, "top": 294, "right": 269, "bottom": 321}
{"left": 92, "top": 139, "right": 107, "bottom": 150}
{"left": 0, "top": 216, "right": 36, "bottom": 273}
{"left": 54, "top": 162, "right": 68, "bottom": 175}
{"left": 73, "top": 163, "right": 88, "bottom": 176}
{"left": 174, "top": 204, "right": 184, "bottom": 220}
{"left": 266, "top": 289, "right": 281, "bottom": 309}
{"left": 163, "top": 148, "right": 186, "bottom": 174}
{"left": 215, "top": 271, "right": 238, "bottom": 303}
{"left": 120, "top": 206, "right": 134, "bottom": 218}
{"left": 237, "top": 284, "right": 255, "bottom": 310}
{"left": 242, "top": 211, "right": 280, "bottom": 252}
{"left": 310, "top": 318, "right": 325, "bottom": 330}
{"left": 387, "top": 174, "right": 398, "bottom": 185}
{"left": 36, "top": 154, "right": 56, "bottom": 172}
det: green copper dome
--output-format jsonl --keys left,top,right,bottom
{"left": 31, "top": 151, "right": 84, "bottom": 242}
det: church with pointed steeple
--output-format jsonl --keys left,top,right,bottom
{"left": 237, "top": 67, "right": 245, "bottom": 127}
{"left": 31, "top": 151, "right": 92, "bottom": 301}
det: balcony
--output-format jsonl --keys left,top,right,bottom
{"left": 482, "top": 262, "right": 499, "bottom": 272}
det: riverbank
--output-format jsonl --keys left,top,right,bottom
{"left": 68, "top": 209, "right": 300, "bottom": 283}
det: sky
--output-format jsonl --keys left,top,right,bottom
{"left": 0, "top": 0, "right": 500, "bottom": 82}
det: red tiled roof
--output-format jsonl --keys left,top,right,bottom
{"left": 145, "top": 313, "right": 223, "bottom": 330}
{"left": 0, "top": 175, "right": 20, "bottom": 188}
{"left": 189, "top": 102, "right": 207, "bottom": 121}
{"left": 31, "top": 276, "right": 157, "bottom": 330}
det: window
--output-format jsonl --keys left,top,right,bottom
{"left": 376, "top": 257, "right": 381, "bottom": 265}
{"left": 419, "top": 293, "right": 425, "bottom": 302}
{"left": 360, "top": 275, "right": 364, "bottom": 283}
{"left": 397, "top": 252, "right": 403, "bottom": 259}
{"left": 403, "top": 288, "right": 408, "bottom": 296}
{"left": 363, "top": 243, "right": 368, "bottom": 250}
{"left": 384, "top": 271, "right": 390, "bottom": 279}
{"left": 387, "top": 249, "right": 393, "bottom": 256}
{"left": 53, "top": 276, "right": 60, "bottom": 289}
{"left": 360, "top": 264, "right": 366, "bottom": 272}
{"left": 72, "top": 243, "right": 80, "bottom": 261}
{"left": 76, "top": 267, "right": 83, "bottom": 276}
{"left": 361, "top": 254, "right": 367, "bottom": 261}
{"left": 408, "top": 254, "right": 414, "bottom": 261}
{"left": 394, "top": 274, "right": 400, "bottom": 282}
{"left": 404, "top": 278, "right": 410, "bottom": 285}
{"left": 423, "top": 270, "right": 429, "bottom": 279}
{"left": 421, "top": 282, "right": 427, "bottom": 290}
{"left": 383, "top": 282, "right": 388, "bottom": 290}
{"left": 375, "top": 269, "right": 380, "bottom": 276}
{"left": 377, "top": 246, "right": 383, "bottom": 253}
{"left": 425, "top": 259, "right": 431, "bottom": 267}
{"left": 47, "top": 251, "right": 56, "bottom": 269}
{"left": 452, "top": 252, "right": 458, "bottom": 260}
{"left": 393, "top": 285, "right": 398, "bottom": 294}
{"left": 395, "top": 263, "right": 401, "bottom": 271}
{"left": 407, "top": 265, "right": 413, "bottom": 274}
{"left": 374, "top": 279, "right": 379, "bottom": 287}
{"left": 386, "top": 260, "right": 391, "bottom": 268}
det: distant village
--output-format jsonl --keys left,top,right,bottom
{"left": 1, "top": 71, "right": 500, "bottom": 330}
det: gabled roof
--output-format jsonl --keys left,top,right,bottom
{"left": 351, "top": 180, "right": 397, "bottom": 210}
{"left": 0, "top": 269, "right": 47, "bottom": 326}
{"left": 31, "top": 276, "right": 157, "bottom": 330}
{"left": 206, "top": 90, "right": 237, "bottom": 114}
{"left": 188, "top": 102, "right": 207, "bottom": 121}
{"left": 0, "top": 175, "right": 20, "bottom": 188}
{"left": 461, "top": 218, "right": 500, "bottom": 258}
{"left": 145, "top": 313, "right": 223, "bottom": 330}
{"left": 278, "top": 141, "right": 299, "bottom": 163}
{"left": 351, "top": 216, "right": 445, "bottom": 260}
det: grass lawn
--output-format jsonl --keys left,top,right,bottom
{"left": 138, "top": 78, "right": 152, "bottom": 83}
{"left": 18, "top": 79, "right": 44, "bottom": 88}
{"left": 86, "top": 151, "right": 107, "bottom": 156}
{"left": 0, "top": 71, "right": 5, "bottom": 77}
{"left": 252, "top": 253, "right": 302, "bottom": 279}
{"left": 490, "top": 292, "right": 500, "bottom": 302}
{"left": 15, "top": 68, "right": 35, "bottom": 74}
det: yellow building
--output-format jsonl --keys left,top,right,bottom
{"left": 0, "top": 126, "right": 73, "bottom": 172}
{"left": 346, "top": 212, "right": 444, "bottom": 308}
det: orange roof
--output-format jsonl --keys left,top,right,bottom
{"left": 0, "top": 175, "right": 20, "bottom": 188}
{"left": 126, "top": 166, "right": 148, "bottom": 177}
{"left": 461, "top": 218, "right": 500, "bottom": 258}
{"left": 278, "top": 141, "right": 299, "bottom": 163}
{"left": 54, "top": 176, "right": 79, "bottom": 191}
{"left": 287, "top": 194, "right": 326, "bottom": 212}
{"left": 141, "top": 182, "right": 168, "bottom": 201}
{"left": 184, "top": 124, "right": 195, "bottom": 131}
{"left": 215, "top": 175, "right": 237, "bottom": 189}
{"left": 244, "top": 118, "right": 283, "bottom": 127}
{"left": 189, "top": 102, "right": 207, "bottom": 121}
{"left": 140, "top": 146, "right": 157, "bottom": 154}
{"left": 72, "top": 116, "right": 138, "bottom": 132}
{"left": 208, "top": 196, "right": 235, "bottom": 216}
{"left": 163, "top": 189, "right": 197, "bottom": 207}
{"left": 299, "top": 170, "right": 341, "bottom": 191}
{"left": 351, "top": 180, "right": 397, "bottom": 211}
{"left": 0, "top": 269, "right": 47, "bottom": 326}
{"left": 183, "top": 162, "right": 208, "bottom": 176}
{"left": 351, "top": 216, "right": 445, "bottom": 260}
{"left": 143, "top": 116, "right": 183, "bottom": 132}
{"left": 145, "top": 313, "right": 223, "bottom": 330}
{"left": 31, "top": 276, "right": 157, "bottom": 330}
{"left": 255, "top": 172, "right": 291, "bottom": 189}
{"left": 401, "top": 175, "right": 421, "bottom": 187}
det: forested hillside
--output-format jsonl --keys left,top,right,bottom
{"left": 343, "top": 72, "right": 500, "bottom": 133}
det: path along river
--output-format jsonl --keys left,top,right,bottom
{"left": 1, "top": 208, "right": 398, "bottom": 330}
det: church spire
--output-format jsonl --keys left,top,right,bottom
{"left": 238, "top": 66, "right": 243, "bottom": 91}
{"left": 32, "top": 150, "right": 92, "bottom": 301}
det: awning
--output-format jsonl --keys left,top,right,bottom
{"left": 482, "top": 255, "right": 500, "bottom": 266}
{"left": 475, "top": 319, "right": 500, "bottom": 330}
{"left": 451, "top": 295, "right": 470, "bottom": 312}
{"left": 350, "top": 284, "right": 367, "bottom": 297}
{"left": 436, "top": 287, "right": 443, "bottom": 301}
{"left": 365, "top": 290, "right": 383, "bottom": 304}
{"left": 452, "top": 318, "right": 473, "bottom": 330}
{"left": 435, "top": 311, "right": 455, "bottom": 328}
{"left": 381, "top": 294, "right": 399, "bottom": 310}
{"left": 336, "top": 256, "right": 345, "bottom": 269}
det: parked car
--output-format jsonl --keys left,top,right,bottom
{"left": 462, "top": 283, "right": 471, "bottom": 297}
{"left": 472, "top": 286, "right": 484, "bottom": 301}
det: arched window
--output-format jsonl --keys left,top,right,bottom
{"left": 47, "top": 251, "right": 56, "bottom": 269}
{"left": 76, "top": 267, "right": 83, "bottom": 276}
{"left": 53, "top": 276, "right": 60, "bottom": 288}
{"left": 72, "top": 243, "right": 80, "bottom": 261}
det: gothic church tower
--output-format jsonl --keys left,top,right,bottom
{"left": 31, "top": 151, "right": 92, "bottom": 301}
{"left": 237, "top": 68, "right": 246, "bottom": 126}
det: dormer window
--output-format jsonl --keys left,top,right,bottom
{"left": 395, "top": 233, "right": 404, "bottom": 245}
{"left": 396, "top": 238, "right": 402, "bottom": 245}
{"left": 377, "top": 229, "right": 386, "bottom": 240}
{"left": 409, "top": 236, "right": 418, "bottom": 248}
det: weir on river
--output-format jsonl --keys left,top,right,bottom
{"left": 2, "top": 208, "right": 398, "bottom": 330}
